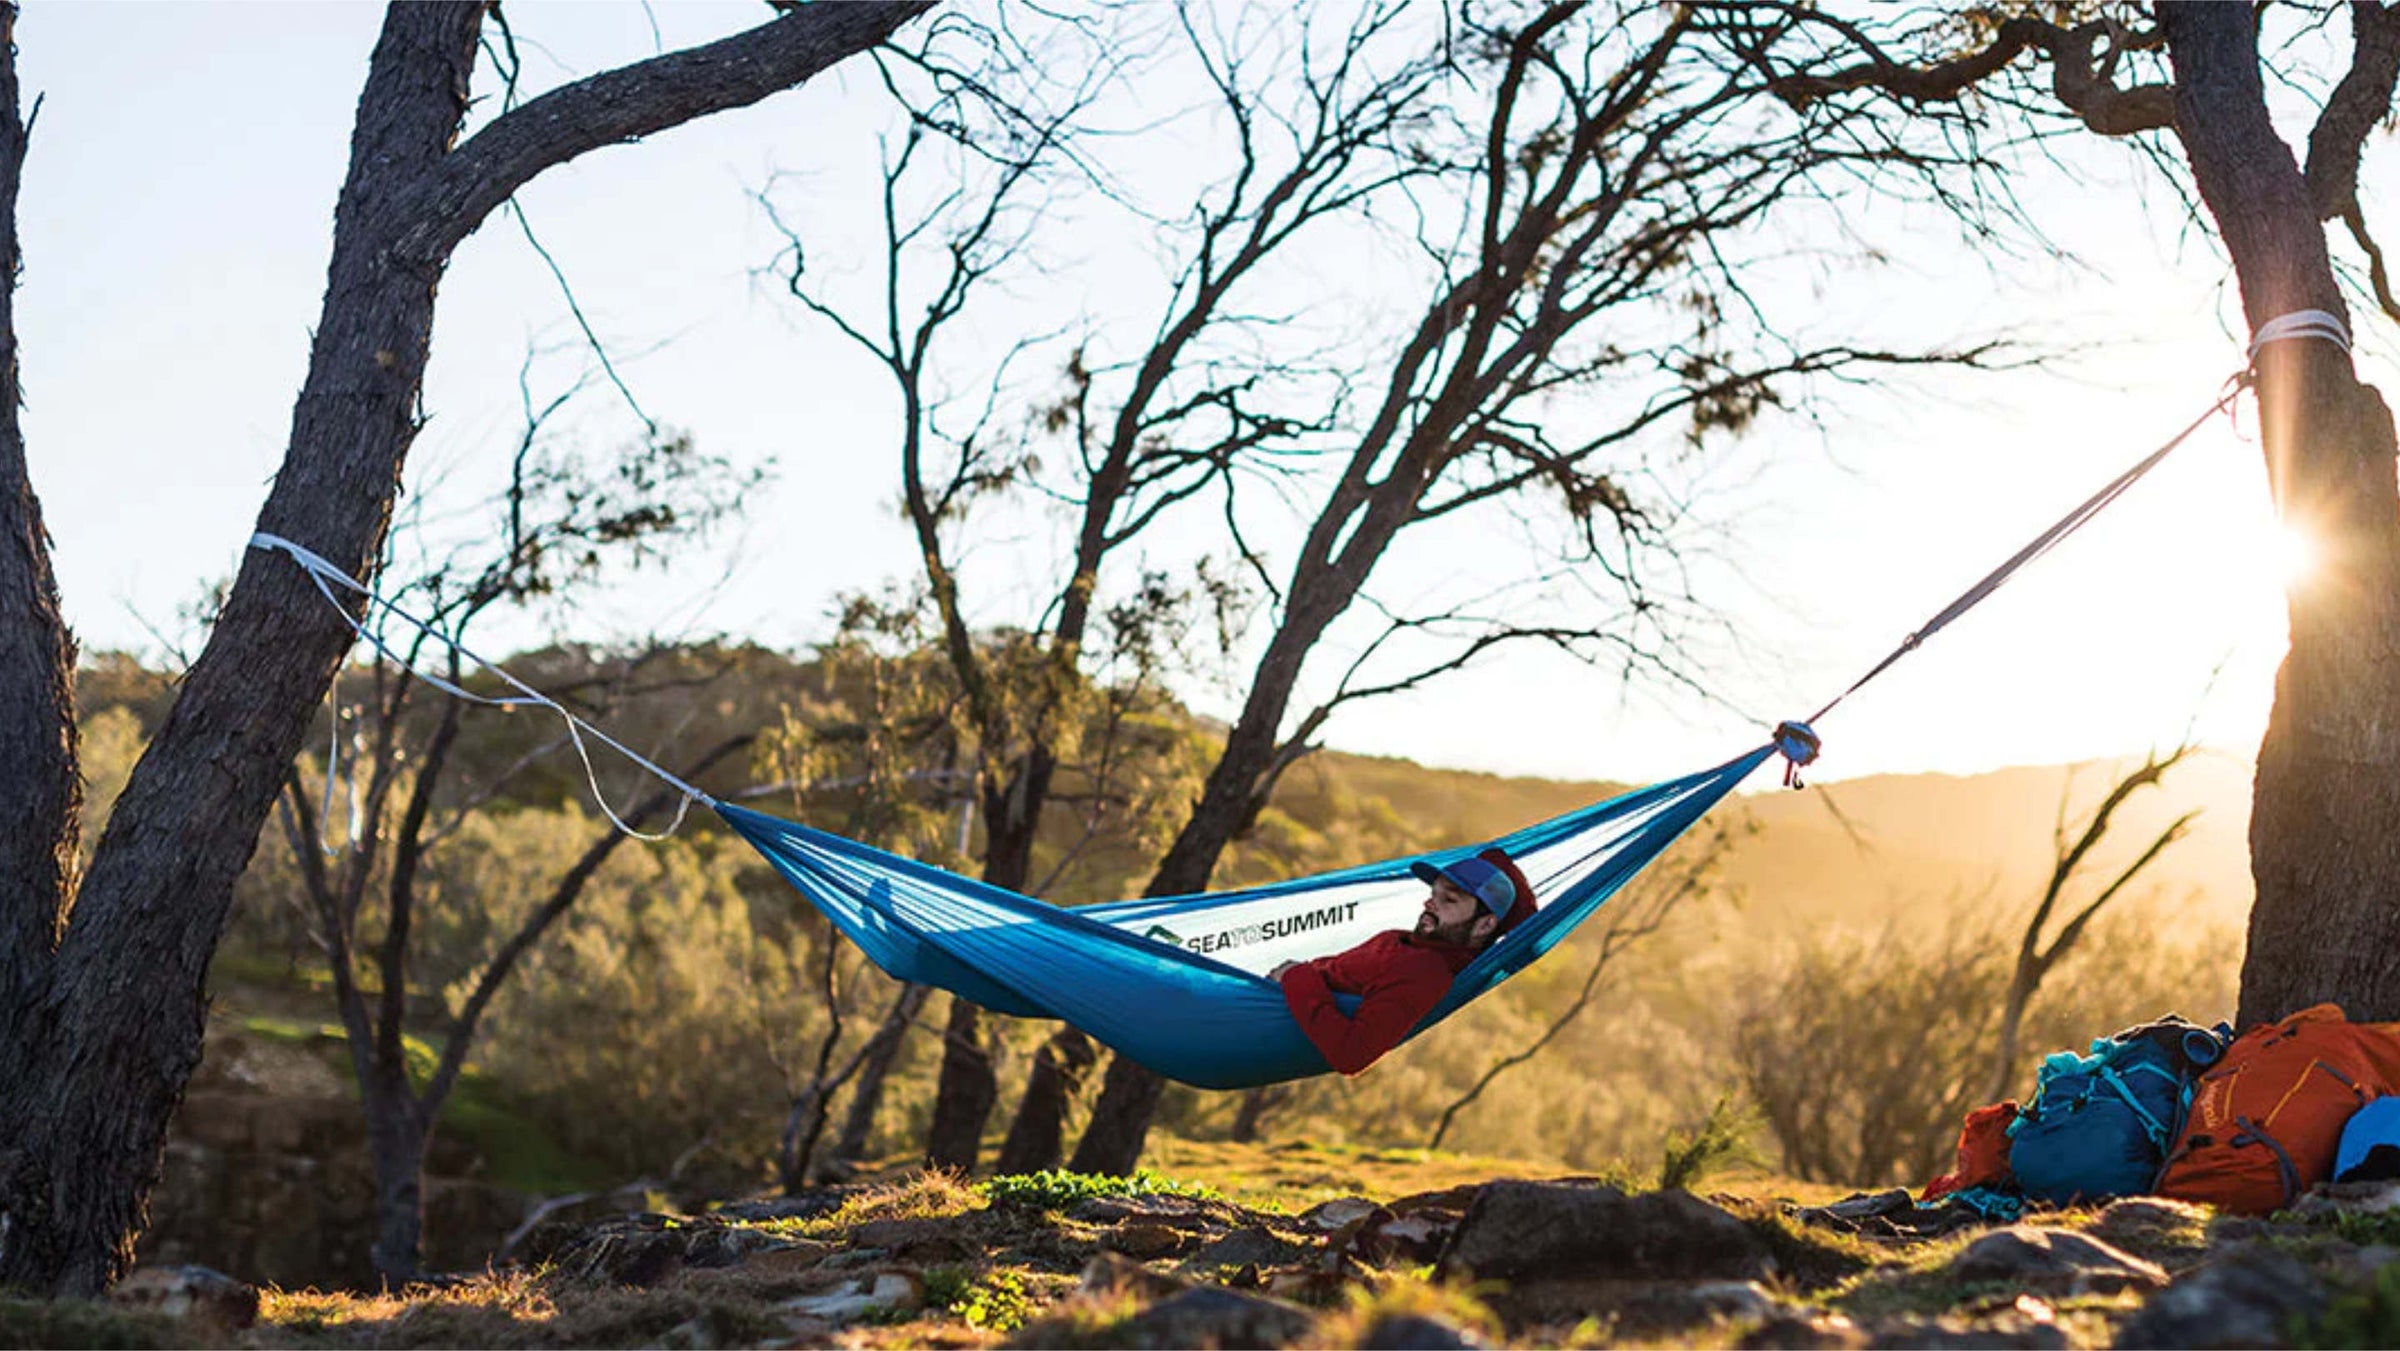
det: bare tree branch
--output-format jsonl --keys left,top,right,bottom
{"left": 421, "top": 733, "right": 752, "bottom": 1113}
{"left": 406, "top": 3, "right": 933, "bottom": 260}
{"left": 1767, "top": 10, "right": 2174, "bottom": 138}
{"left": 1988, "top": 743, "right": 2197, "bottom": 1101}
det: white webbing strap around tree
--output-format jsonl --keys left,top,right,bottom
{"left": 2249, "top": 309, "right": 2352, "bottom": 364}
{"left": 249, "top": 531, "right": 715, "bottom": 842}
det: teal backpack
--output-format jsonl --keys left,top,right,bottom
{"left": 2008, "top": 1016, "right": 2232, "bottom": 1207}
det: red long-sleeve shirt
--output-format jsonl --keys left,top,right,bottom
{"left": 1277, "top": 930, "right": 1476, "bottom": 1075}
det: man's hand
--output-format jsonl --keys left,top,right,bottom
{"left": 1267, "top": 960, "right": 1303, "bottom": 981}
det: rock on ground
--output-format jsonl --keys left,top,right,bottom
{"left": 1437, "top": 1181, "right": 1772, "bottom": 1283}
{"left": 1944, "top": 1226, "right": 2168, "bottom": 1297}
{"left": 109, "top": 1264, "right": 259, "bottom": 1332}
{"left": 2114, "top": 1240, "right": 2332, "bottom": 1350}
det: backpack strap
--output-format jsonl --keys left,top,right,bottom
{"left": 2316, "top": 1061, "right": 2368, "bottom": 1100}
{"left": 2099, "top": 1065, "right": 2173, "bottom": 1149}
{"left": 2230, "top": 1115, "right": 2304, "bottom": 1208}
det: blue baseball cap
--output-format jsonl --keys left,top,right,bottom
{"left": 1409, "top": 855, "right": 1519, "bottom": 919}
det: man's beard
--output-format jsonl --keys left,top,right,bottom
{"left": 1415, "top": 911, "right": 1479, "bottom": 947}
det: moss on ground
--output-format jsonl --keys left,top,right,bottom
{"left": 0, "top": 1297, "right": 182, "bottom": 1350}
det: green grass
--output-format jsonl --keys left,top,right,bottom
{"left": 729, "top": 1171, "right": 987, "bottom": 1241}
{"left": 1657, "top": 1095, "right": 1751, "bottom": 1192}
{"left": 236, "top": 1013, "right": 346, "bottom": 1045}
{"left": 2289, "top": 1203, "right": 2400, "bottom": 1249}
{"left": 928, "top": 1266, "right": 1036, "bottom": 1331}
{"left": 1137, "top": 1136, "right": 1554, "bottom": 1214}
{"left": 2300, "top": 1261, "right": 2400, "bottom": 1349}
{"left": 978, "top": 1169, "right": 1221, "bottom": 1211}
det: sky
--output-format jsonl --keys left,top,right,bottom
{"left": 19, "top": 2, "right": 2361, "bottom": 791}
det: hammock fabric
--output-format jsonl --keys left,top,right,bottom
{"left": 718, "top": 747, "right": 1768, "bottom": 1089}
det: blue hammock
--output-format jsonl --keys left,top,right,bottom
{"left": 719, "top": 747, "right": 1769, "bottom": 1089}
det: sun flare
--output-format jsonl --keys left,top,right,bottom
{"left": 2271, "top": 525, "right": 2319, "bottom": 588}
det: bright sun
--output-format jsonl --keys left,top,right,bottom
{"left": 2271, "top": 525, "right": 2319, "bottom": 587}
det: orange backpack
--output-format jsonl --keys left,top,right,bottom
{"left": 1922, "top": 1099, "right": 2018, "bottom": 1202}
{"left": 2157, "top": 1003, "right": 2400, "bottom": 1214}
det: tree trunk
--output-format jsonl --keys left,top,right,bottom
{"left": 1229, "top": 1085, "right": 1288, "bottom": 1144}
{"left": 0, "top": 1, "right": 72, "bottom": 1091}
{"left": 924, "top": 996, "right": 997, "bottom": 1172}
{"left": 2239, "top": 352, "right": 2400, "bottom": 1023}
{"left": 2160, "top": 4, "right": 2400, "bottom": 1024}
{"left": 362, "top": 1082, "right": 431, "bottom": 1287}
{"left": 1068, "top": 564, "right": 1371, "bottom": 1171}
{"left": 995, "top": 1026, "right": 1095, "bottom": 1174}
{"left": 1988, "top": 974, "right": 2035, "bottom": 1105}
{"left": 779, "top": 1080, "right": 838, "bottom": 1193}
{"left": 1069, "top": 1054, "right": 1170, "bottom": 1176}
{"left": 828, "top": 983, "right": 931, "bottom": 1175}
{"left": 0, "top": 2, "right": 927, "bottom": 1296}
{"left": 927, "top": 760, "right": 1051, "bottom": 1170}
{"left": 0, "top": 10, "right": 486, "bottom": 1295}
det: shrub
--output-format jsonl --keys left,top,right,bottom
{"left": 1657, "top": 1094, "right": 1751, "bottom": 1191}
{"left": 454, "top": 812, "right": 827, "bottom": 1180}
{"left": 1731, "top": 902, "right": 2236, "bottom": 1187}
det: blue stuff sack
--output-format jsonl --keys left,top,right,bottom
{"left": 2335, "top": 1096, "right": 2400, "bottom": 1183}
{"left": 2009, "top": 1015, "right": 2232, "bottom": 1207}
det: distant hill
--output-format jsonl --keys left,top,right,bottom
{"left": 1726, "top": 753, "right": 2253, "bottom": 930}
{"left": 1276, "top": 743, "right": 2254, "bottom": 936}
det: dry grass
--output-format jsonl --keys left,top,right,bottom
{"left": 994, "top": 1285, "right": 1146, "bottom": 1350}
{"left": 253, "top": 1268, "right": 562, "bottom": 1347}
{"left": 251, "top": 1266, "right": 822, "bottom": 1349}
{"left": 1138, "top": 1137, "right": 1546, "bottom": 1213}
{"left": 729, "top": 1167, "right": 988, "bottom": 1241}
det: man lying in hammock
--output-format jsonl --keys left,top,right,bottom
{"left": 1267, "top": 848, "right": 1535, "bottom": 1074}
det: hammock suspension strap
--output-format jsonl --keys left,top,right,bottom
{"left": 247, "top": 531, "right": 714, "bottom": 842}
{"left": 1768, "top": 308, "right": 2351, "bottom": 785}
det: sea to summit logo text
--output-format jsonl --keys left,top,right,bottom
{"left": 1182, "top": 900, "right": 1361, "bottom": 954}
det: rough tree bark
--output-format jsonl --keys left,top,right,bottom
{"left": 0, "top": 0, "right": 926, "bottom": 1296}
{"left": 0, "top": 4, "right": 72, "bottom": 1098}
{"left": 2156, "top": 5, "right": 2400, "bottom": 1026}
{"left": 359, "top": 1070, "right": 431, "bottom": 1288}
{"left": 925, "top": 996, "right": 1001, "bottom": 1172}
